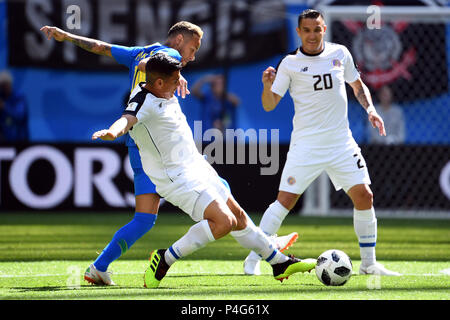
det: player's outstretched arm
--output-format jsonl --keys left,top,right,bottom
{"left": 40, "top": 26, "right": 112, "bottom": 57}
{"left": 261, "top": 67, "right": 281, "bottom": 111}
{"left": 349, "top": 78, "right": 386, "bottom": 137}
{"left": 92, "top": 115, "right": 137, "bottom": 141}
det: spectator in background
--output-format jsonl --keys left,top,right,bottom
{"left": 368, "top": 85, "right": 405, "bottom": 145}
{"left": 192, "top": 74, "right": 240, "bottom": 134}
{"left": 0, "top": 71, "right": 28, "bottom": 142}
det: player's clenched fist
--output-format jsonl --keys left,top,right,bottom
{"left": 40, "top": 26, "right": 66, "bottom": 41}
{"left": 262, "top": 67, "right": 276, "bottom": 86}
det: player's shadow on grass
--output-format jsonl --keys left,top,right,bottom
{"left": 147, "top": 284, "right": 450, "bottom": 296}
{"left": 169, "top": 274, "right": 249, "bottom": 278}
{"left": 10, "top": 285, "right": 145, "bottom": 293}
{"left": 8, "top": 282, "right": 450, "bottom": 300}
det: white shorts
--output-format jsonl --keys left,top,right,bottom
{"left": 279, "top": 139, "right": 371, "bottom": 195}
{"left": 156, "top": 165, "right": 231, "bottom": 222}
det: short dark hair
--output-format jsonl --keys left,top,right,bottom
{"left": 145, "top": 52, "right": 183, "bottom": 84}
{"left": 167, "top": 21, "right": 203, "bottom": 39}
{"left": 298, "top": 9, "right": 324, "bottom": 27}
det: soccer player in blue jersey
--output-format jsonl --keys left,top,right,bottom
{"left": 40, "top": 22, "right": 203, "bottom": 285}
{"left": 41, "top": 22, "right": 299, "bottom": 285}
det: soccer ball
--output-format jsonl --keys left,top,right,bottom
{"left": 315, "top": 249, "right": 352, "bottom": 286}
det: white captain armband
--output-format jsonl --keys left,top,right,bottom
{"left": 366, "top": 105, "right": 376, "bottom": 114}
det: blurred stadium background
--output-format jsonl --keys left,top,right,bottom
{"left": 0, "top": 0, "right": 449, "bottom": 220}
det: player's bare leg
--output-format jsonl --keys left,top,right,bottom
{"left": 226, "top": 197, "right": 250, "bottom": 230}
{"left": 135, "top": 193, "right": 161, "bottom": 214}
{"left": 204, "top": 200, "right": 238, "bottom": 239}
{"left": 347, "top": 184, "right": 373, "bottom": 210}
{"left": 145, "top": 199, "right": 314, "bottom": 288}
{"left": 145, "top": 200, "right": 232, "bottom": 289}
{"left": 277, "top": 191, "right": 301, "bottom": 211}
{"left": 347, "top": 184, "right": 401, "bottom": 276}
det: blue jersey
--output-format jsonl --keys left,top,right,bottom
{"left": 111, "top": 43, "right": 182, "bottom": 146}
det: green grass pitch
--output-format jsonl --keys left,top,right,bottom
{"left": 0, "top": 212, "right": 449, "bottom": 300}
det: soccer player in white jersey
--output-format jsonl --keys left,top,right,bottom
{"left": 243, "top": 9, "right": 401, "bottom": 276}
{"left": 39, "top": 22, "right": 200, "bottom": 285}
{"left": 41, "top": 22, "right": 298, "bottom": 286}
{"left": 92, "top": 53, "right": 317, "bottom": 288}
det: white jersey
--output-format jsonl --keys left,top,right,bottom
{"left": 271, "top": 42, "right": 360, "bottom": 147}
{"left": 124, "top": 82, "right": 210, "bottom": 187}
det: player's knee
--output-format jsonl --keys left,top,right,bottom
{"left": 366, "top": 189, "right": 374, "bottom": 206}
{"left": 349, "top": 184, "right": 373, "bottom": 209}
{"left": 355, "top": 188, "right": 373, "bottom": 208}
{"left": 231, "top": 208, "right": 248, "bottom": 230}
{"left": 204, "top": 200, "right": 237, "bottom": 237}
{"left": 135, "top": 193, "right": 160, "bottom": 213}
{"left": 225, "top": 214, "right": 238, "bottom": 233}
{"left": 235, "top": 214, "right": 248, "bottom": 230}
{"left": 360, "top": 188, "right": 373, "bottom": 207}
{"left": 213, "top": 213, "right": 237, "bottom": 237}
{"left": 218, "top": 216, "right": 237, "bottom": 236}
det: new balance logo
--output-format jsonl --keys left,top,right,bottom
{"left": 300, "top": 67, "right": 308, "bottom": 72}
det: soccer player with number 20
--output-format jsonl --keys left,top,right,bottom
{"left": 244, "top": 9, "right": 401, "bottom": 277}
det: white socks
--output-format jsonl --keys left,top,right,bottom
{"left": 231, "top": 224, "right": 288, "bottom": 265}
{"left": 353, "top": 207, "right": 377, "bottom": 268}
{"left": 164, "top": 206, "right": 290, "bottom": 267}
{"left": 248, "top": 201, "right": 378, "bottom": 269}
{"left": 164, "top": 220, "right": 215, "bottom": 266}
{"left": 246, "top": 200, "right": 290, "bottom": 263}
{"left": 259, "top": 200, "right": 290, "bottom": 235}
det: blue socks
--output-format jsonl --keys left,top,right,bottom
{"left": 93, "top": 212, "right": 157, "bottom": 272}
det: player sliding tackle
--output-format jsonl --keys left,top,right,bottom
{"left": 92, "top": 53, "right": 317, "bottom": 287}
{"left": 42, "top": 21, "right": 298, "bottom": 286}
{"left": 40, "top": 21, "right": 197, "bottom": 286}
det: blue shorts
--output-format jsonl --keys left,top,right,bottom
{"left": 128, "top": 146, "right": 157, "bottom": 196}
{"left": 128, "top": 146, "right": 232, "bottom": 196}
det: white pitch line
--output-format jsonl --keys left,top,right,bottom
{"left": 354, "top": 273, "right": 448, "bottom": 277}
{"left": 440, "top": 268, "right": 450, "bottom": 275}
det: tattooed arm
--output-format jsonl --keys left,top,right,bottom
{"left": 351, "top": 78, "right": 373, "bottom": 111}
{"left": 349, "top": 78, "right": 386, "bottom": 136}
{"left": 40, "top": 26, "right": 112, "bottom": 57}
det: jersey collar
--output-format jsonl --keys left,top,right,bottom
{"left": 138, "top": 82, "right": 177, "bottom": 105}
{"left": 299, "top": 43, "right": 325, "bottom": 57}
